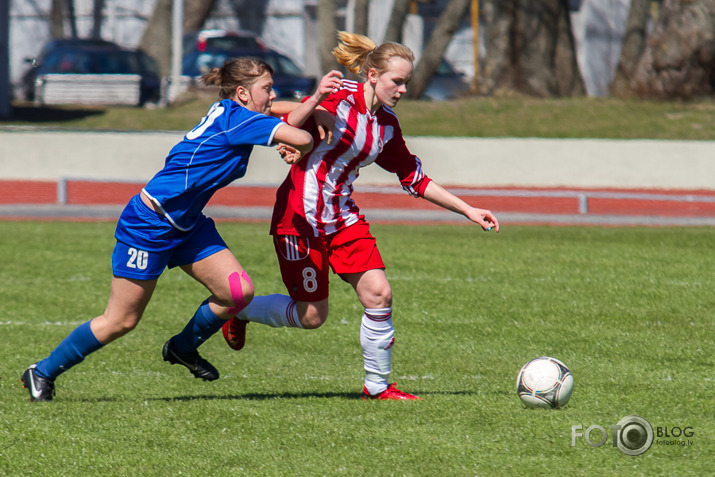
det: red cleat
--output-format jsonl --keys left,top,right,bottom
{"left": 222, "top": 316, "right": 248, "bottom": 351}
{"left": 362, "top": 383, "right": 421, "bottom": 401}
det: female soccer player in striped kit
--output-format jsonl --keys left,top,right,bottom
{"left": 20, "top": 57, "right": 325, "bottom": 402}
{"left": 222, "top": 32, "right": 500, "bottom": 400}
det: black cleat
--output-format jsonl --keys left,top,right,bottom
{"left": 21, "top": 364, "right": 55, "bottom": 402}
{"left": 162, "top": 338, "right": 219, "bottom": 381}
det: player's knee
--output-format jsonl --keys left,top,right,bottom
{"left": 298, "top": 301, "right": 329, "bottom": 329}
{"left": 225, "top": 270, "right": 254, "bottom": 315}
{"left": 301, "top": 313, "right": 326, "bottom": 329}
{"left": 114, "top": 313, "right": 142, "bottom": 335}
{"left": 223, "top": 285, "right": 254, "bottom": 308}
{"left": 120, "top": 321, "right": 140, "bottom": 334}
{"left": 214, "top": 286, "right": 254, "bottom": 307}
{"left": 372, "top": 283, "right": 392, "bottom": 308}
{"left": 239, "top": 282, "right": 255, "bottom": 305}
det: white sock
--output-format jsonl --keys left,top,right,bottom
{"left": 238, "top": 294, "right": 302, "bottom": 328}
{"left": 361, "top": 307, "right": 394, "bottom": 395}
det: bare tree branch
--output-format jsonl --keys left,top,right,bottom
{"left": 66, "top": 0, "right": 78, "bottom": 38}
{"left": 406, "top": 0, "right": 471, "bottom": 99}
{"left": 50, "top": 0, "right": 65, "bottom": 38}
{"left": 91, "top": 0, "right": 104, "bottom": 39}
{"left": 139, "top": 0, "right": 173, "bottom": 76}
{"left": 184, "top": 0, "right": 217, "bottom": 32}
{"left": 352, "top": 0, "right": 369, "bottom": 36}
{"left": 383, "top": 0, "right": 412, "bottom": 43}
{"left": 317, "top": 0, "right": 341, "bottom": 72}
{"left": 610, "top": 0, "right": 650, "bottom": 97}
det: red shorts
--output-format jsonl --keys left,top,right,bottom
{"left": 273, "top": 219, "right": 385, "bottom": 301}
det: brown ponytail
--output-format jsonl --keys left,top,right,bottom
{"left": 200, "top": 57, "right": 274, "bottom": 99}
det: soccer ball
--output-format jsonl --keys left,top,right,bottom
{"left": 516, "top": 356, "right": 573, "bottom": 409}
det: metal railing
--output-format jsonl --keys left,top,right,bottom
{"left": 56, "top": 177, "right": 715, "bottom": 216}
{"left": 358, "top": 185, "right": 715, "bottom": 215}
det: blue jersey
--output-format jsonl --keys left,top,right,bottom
{"left": 142, "top": 99, "right": 283, "bottom": 231}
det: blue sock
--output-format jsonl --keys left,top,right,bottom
{"left": 172, "top": 299, "right": 225, "bottom": 354}
{"left": 35, "top": 320, "right": 104, "bottom": 381}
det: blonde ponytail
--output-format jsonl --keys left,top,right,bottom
{"left": 332, "top": 31, "right": 377, "bottom": 75}
{"left": 332, "top": 30, "right": 414, "bottom": 78}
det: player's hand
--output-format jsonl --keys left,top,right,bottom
{"left": 465, "top": 207, "right": 500, "bottom": 232}
{"left": 277, "top": 143, "right": 304, "bottom": 164}
{"left": 311, "top": 70, "right": 343, "bottom": 103}
{"left": 314, "top": 108, "right": 335, "bottom": 145}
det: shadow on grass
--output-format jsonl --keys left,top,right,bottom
{"left": 153, "top": 391, "right": 365, "bottom": 401}
{"left": 5, "top": 103, "right": 106, "bottom": 123}
{"left": 68, "top": 390, "right": 504, "bottom": 403}
{"left": 144, "top": 389, "right": 495, "bottom": 402}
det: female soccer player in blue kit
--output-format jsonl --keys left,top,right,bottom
{"left": 20, "top": 57, "right": 339, "bottom": 401}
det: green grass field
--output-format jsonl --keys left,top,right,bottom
{"left": 1, "top": 221, "right": 713, "bottom": 475}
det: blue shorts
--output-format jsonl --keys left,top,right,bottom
{"left": 111, "top": 195, "right": 227, "bottom": 280}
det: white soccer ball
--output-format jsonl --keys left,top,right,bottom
{"left": 516, "top": 356, "right": 573, "bottom": 409}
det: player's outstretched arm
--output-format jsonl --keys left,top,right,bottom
{"left": 270, "top": 101, "right": 300, "bottom": 118}
{"left": 273, "top": 124, "right": 313, "bottom": 164}
{"left": 286, "top": 70, "right": 343, "bottom": 128}
{"left": 271, "top": 101, "right": 335, "bottom": 145}
{"left": 422, "top": 181, "right": 499, "bottom": 232}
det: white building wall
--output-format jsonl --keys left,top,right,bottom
{"left": 444, "top": 24, "right": 479, "bottom": 79}
{"left": 570, "top": 0, "right": 630, "bottom": 96}
{"left": 262, "top": 0, "right": 308, "bottom": 68}
{"left": 10, "top": 0, "right": 52, "bottom": 90}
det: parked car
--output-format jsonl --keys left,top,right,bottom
{"left": 21, "top": 38, "right": 161, "bottom": 105}
{"left": 422, "top": 59, "right": 471, "bottom": 101}
{"left": 182, "top": 48, "right": 316, "bottom": 99}
{"left": 183, "top": 29, "right": 267, "bottom": 54}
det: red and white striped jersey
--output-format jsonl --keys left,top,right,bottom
{"left": 271, "top": 80, "right": 432, "bottom": 237}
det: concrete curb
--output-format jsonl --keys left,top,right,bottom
{"left": 3, "top": 130, "right": 715, "bottom": 190}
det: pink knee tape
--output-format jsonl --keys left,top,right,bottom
{"left": 227, "top": 270, "right": 253, "bottom": 315}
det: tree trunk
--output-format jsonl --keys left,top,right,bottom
{"left": 406, "top": 0, "right": 471, "bottom": 99}
{"left": 66, "top": 0, "right": 78, "bottom": 38}
{"left": 317, "top": 0, "right": 341, "bottom": 72}
{"left": 91, "top": 0, "right": 104, "bottom": 39}
{"left": 50, "top": 0, "right": 65, "bottom": 38}
{"left": 139, "top": 0, "right": 173, "bottom": 76}
{"left": 383, "top": 0, "right": 412, "bottom": 43}
{"left": 610, "top": 0, "right": 650, "bottom": 97}
{"left": 184, "top": 0, "right": 216, "bottom": 32}
{"left": 482, "top": 0, "right": 584, "bottom": 97}
{"left": 352, "top": 0, "right": 369, "bottom": 36}
{"left": 481, "top": 0, "right": 511, "bottom": 95}
{"left": 138, "top": 0, "right": 216, "bottom": 77}
{"left": 631, "top": 0, "right": 715, "bottom": 99}
{"left": 0, "top": 0, "right": 9, "bottom": 118}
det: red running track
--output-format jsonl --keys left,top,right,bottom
{"left": 1, "top": 179, "right": 714, "bottom": 219}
